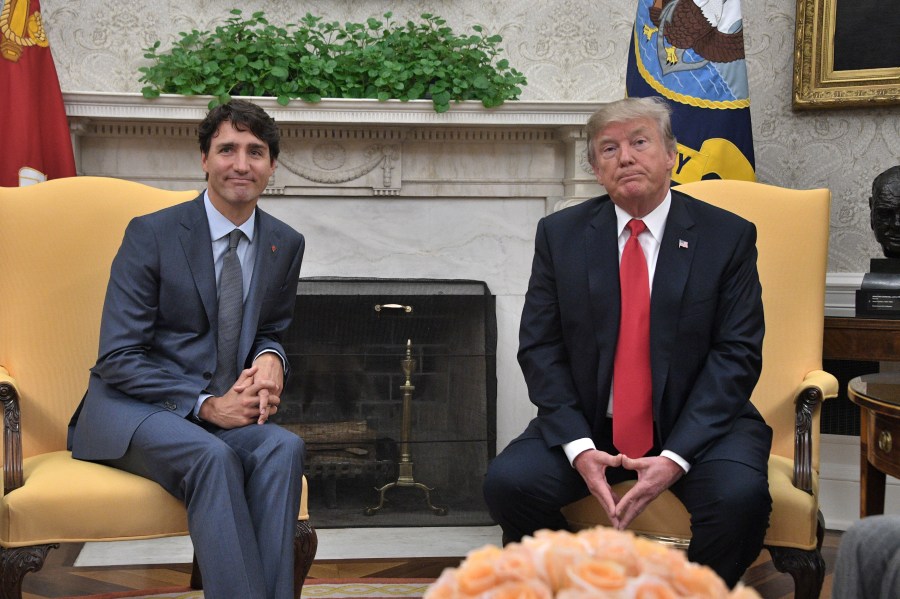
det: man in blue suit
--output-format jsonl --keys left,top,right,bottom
{"left": 69, "top": 100, "right": 305, "bottom": 599}
{"left": 483, "top": 97, "right": 772, "bottom": 587}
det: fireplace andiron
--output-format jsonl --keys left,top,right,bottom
{"left": 365, "top": 339, "right": 448, "bottom": 516}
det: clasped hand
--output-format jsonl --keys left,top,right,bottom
{"left": 199, "top": 358, "right": 283, "bottom": 428}
{"left": 572, "top": 449, "right": 683, "bottom": 530}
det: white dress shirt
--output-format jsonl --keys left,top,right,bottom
{"left": 562, "top": 192, "right": 690, "bottom": 473}
{"left": 194, "top": 191, "right": 283, "bottom": 416}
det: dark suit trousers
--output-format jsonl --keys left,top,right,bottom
{"left": 483, "top": 429, "right": 771, "bottom": 587}
{"left": 105, "top": 411, "right": 305, "bottom": 599}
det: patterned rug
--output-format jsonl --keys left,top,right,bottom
{"left": 59, "top": 578, "right": 432, "bottom": 599}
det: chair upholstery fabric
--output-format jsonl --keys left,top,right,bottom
{"left": 561, "top": 180, "right": 838, "bottom": 598}
{"left": 0, "top": 177, "right": 314, "bottom": 597}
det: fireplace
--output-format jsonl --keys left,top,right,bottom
{"left": 274, "top": 277, "right": 497, "bottom": 527}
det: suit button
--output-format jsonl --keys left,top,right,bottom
{"left": 203, "top": 372, "right": 212, "bottom": 380}
{"left": 165, "top": 401, "right": 177, "bottom": 411}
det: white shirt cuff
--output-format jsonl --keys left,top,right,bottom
{"left": 661, "top": 449, "right": 690, "bottom": 473}
{"left": 562, "top": 438, "right": 597, "bottom": 467}
{"left": 195, "top": 394, "right": 212, "bottom": 420}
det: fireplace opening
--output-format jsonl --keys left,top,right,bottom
{"left": 274, "top": 278, "right": 497, "bottom": 527}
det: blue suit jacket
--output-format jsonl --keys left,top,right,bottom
{"left": 69, "top": 194, "right": 304, "bottom": 461}
{"left": 517, "top": 189, "right": 770, "bottom": 470}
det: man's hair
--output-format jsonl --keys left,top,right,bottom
{"left": 585, "top": 97, "right": 677, "bottom": 166}
{"left": 198, "top": 99, "right": 280, "bottom": 160}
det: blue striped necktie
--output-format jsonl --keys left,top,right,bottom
{"left": 211, "top": 229, "right": 243, "bottom": 396}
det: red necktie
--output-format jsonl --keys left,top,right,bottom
{"left": 613, "top": 219, "right": 653, "bottom": 457}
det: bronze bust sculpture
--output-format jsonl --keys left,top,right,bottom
{"left": 858, "top": 166, "right": 900, "bottom": 317}
{"left": 870, "top": 166, "right": 900, "bottom": 259}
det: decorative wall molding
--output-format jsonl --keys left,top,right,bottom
{"left": 825, "top": 272, "right": 864, "bottom": 317}
{"left": 63, "top": 92, "right": 601, "bottom": 205}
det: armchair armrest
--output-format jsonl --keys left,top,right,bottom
{"left": 793, "top": 369, "right": 839, "bottom": 493}
{"left": 0, "top": 366, "right": 24, "bottom": 495}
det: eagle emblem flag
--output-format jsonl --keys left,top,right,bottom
{"left": 1, "top": 0, "right": 76, "bottom": 186}
{"left": 626, "top": 0, "right": 755, "bottom": 183}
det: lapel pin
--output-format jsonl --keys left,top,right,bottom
{"left": 271, "top": 244, "right": 277, "bottom": 253}
{"left": 678, "top": 239, "right": 689, "bottom": 249}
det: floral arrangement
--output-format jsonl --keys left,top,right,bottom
{"left": 424, "top": 527, "right": 761, "bottom": 599}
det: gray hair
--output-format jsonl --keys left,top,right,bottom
{"left": 586, "top": 97, "right": 677, "bottom": 166}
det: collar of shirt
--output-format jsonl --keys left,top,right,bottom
{"left": 613, "top": 191, "right": 671, "bottom": 245}
{"left": 203, "top": 190, "right": 257, "bottom": 300}
{"left": 613, "top": 191, "right": 672, "bottom": 291}
{"left": 203, "top": 190, "right": 256, "bottom": 243}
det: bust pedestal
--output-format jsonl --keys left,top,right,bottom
{"left": 856, "top": 259, "right": 900, "bottom": 318}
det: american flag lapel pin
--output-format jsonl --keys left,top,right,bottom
{"left": 678, "top": 239, "right": 689, "bottom": 249}
{"left": 271, "top": 244, "right": 277, "bottom": 253}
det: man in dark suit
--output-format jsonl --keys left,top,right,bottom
{"left": 68, "top": 100, "right": 305, "bottom": 599}
{"left": 483, "top": 97, "right": 772, "bottom": 587}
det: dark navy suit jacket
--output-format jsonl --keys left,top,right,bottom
{"left": 517, "top": 189, "right": 771, "bottom": 470}
{"left": 69, "top": 194, "right": 304, "bottom": 461}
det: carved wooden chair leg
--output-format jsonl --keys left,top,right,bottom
{"left": 0, "top": 544, "right": 58, "bottom": 599}
{"left": 189, "top": 554, "right": 202, "bottom": 590}
{"left": 767, "top": 545, "right": 825, "bottom": 599}
{"left": 294, "top": 520, "right": 318, "bottom": 599}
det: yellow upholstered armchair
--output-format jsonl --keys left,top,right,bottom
{"left": 561, "top": 180, "right": 838, "bottom": 599}
{"left": 0, "top": 177, "right": 316, "bottom": 598}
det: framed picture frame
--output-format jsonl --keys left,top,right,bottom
{"left": 793, "top": 0, "right": 900, "bottom": 109}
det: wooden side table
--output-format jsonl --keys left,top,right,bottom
{"left": 824, "top": 316, "right": 900, "bottom": 362}
{"left": 848, "top": 373, "right": 900, "bottom": 517}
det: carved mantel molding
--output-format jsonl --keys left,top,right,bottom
{"left": 63, "top": 92, "right": 599, "bottom": 128}
{"left": 62, "top": 93, "right": 604, "bottom": 204}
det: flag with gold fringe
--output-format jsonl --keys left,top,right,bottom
{"left": 626, "top": 0, "right": 755, "bottom": 183}
{"left": 1, "top": 0, "right": 75, "bottom": 187}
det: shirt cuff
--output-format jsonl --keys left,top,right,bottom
{"left": 660, "top": 449, "right": 690, "bottom": 473}
{"left": 562, "top": 438, "right": 597, "bottom": 467}
{"left": 194, "top": 394, "right": 212, "bottom": 420}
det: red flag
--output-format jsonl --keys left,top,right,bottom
{"left": 1, "top": 0, "right": 76, "bottom": 186}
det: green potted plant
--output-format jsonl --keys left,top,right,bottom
{"left": 139, "top": 10, "right": 527, "bottom": 113}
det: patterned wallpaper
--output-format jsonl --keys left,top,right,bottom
{"left": 40, "top": 0, "right": 900, "bottom": 273}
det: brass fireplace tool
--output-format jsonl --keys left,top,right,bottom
{"left": 365, "top": 339, "right": 447, "bottom": 516}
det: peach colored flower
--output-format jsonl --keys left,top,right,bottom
{"left": 555, "top": 589, "right": 599, "bottom": 599}
{"left": 728, "top": 585, "right": 764, "bottom": 599}
{"left": 563, "top": 559, "right": 629, "bottom": 593}
{"left": 635, "top": 543, "right": 690, "bottom": 584}
{"left": 630, "top": 577, "right": 680, "bottom": 599}
{"left": 671, "top": 562, "right": 729, "bottom": 598}
{"left": 486, "top": 579, "right": 553, "bottom": 599}
{"left": 577, "top": 528, "right": 642, "bottom": 576}
{"left": 466, "top": 545, "right": 505, "bottom": 566}
{"left": 424, "top": 569, "right": 459, "bottom": 599}
{"left": 424, "top": 527, "right": 762, "bottom": 599}
{"left": 526, "top": 539, "right": 592, "bottom": 592}
{"left": 493, "top": 543, "right": 539, "bottom": 583}
{"left": 455, "top": 559, "right": 503, "bottom": 596}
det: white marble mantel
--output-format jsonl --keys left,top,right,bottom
{"left": 64, "top": 92, "right": 600, "bottom": 126}
{"left": 65, "top": 92, "right": 608, "bottom": 451}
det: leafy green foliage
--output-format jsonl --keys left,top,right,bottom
{"left": 138, "top": 10, "right": 527, "bottom": 112}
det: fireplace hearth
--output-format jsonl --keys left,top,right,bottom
{"left": 274, "top": 278, "right": 497, "bottom": 527}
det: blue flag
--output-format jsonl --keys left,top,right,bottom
{"left": 626, "top": 0, "right": 755, "bottom": 182}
